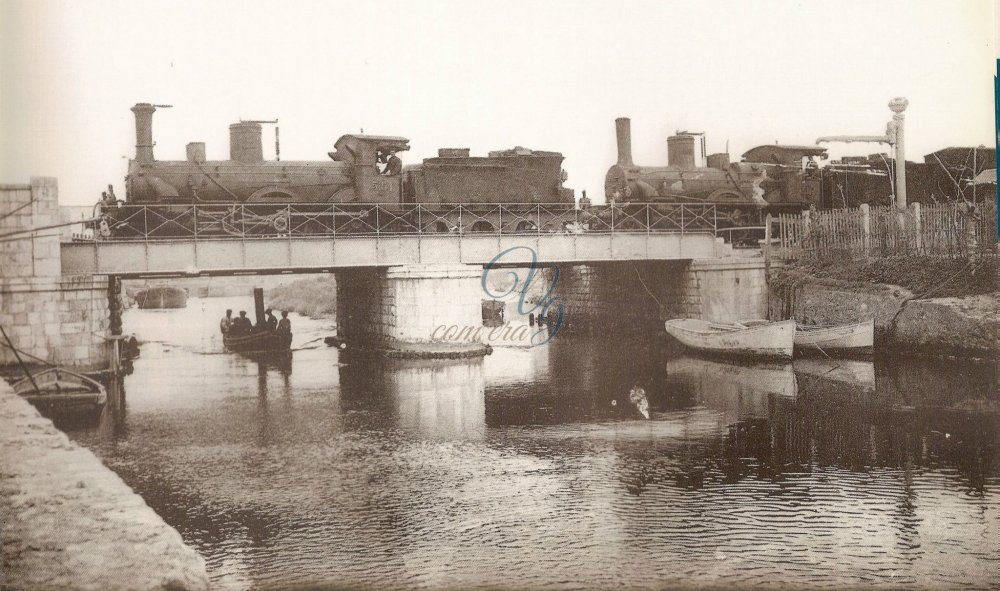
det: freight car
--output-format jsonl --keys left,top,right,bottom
{"left": 103, "top": 103, "right": 574, "bottom": 237}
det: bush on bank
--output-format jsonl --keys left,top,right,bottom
{"left": 267, "top": 276, "right": 337, "bottom": 318}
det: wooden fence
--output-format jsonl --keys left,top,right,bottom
{"left": 766, "top": 201, "right": 998, "bottom": 261}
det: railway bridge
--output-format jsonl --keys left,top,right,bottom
{"left": 3, "top": 179, "right": 769, "bottom": 367}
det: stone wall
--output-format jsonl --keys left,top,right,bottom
{"left": 1, "top": 180, "right": 61, "bottom": 279}
{"left": 540, "top": 258, "right": 769, "bottom": 333}
{"left": 767, "top": 272, "right": 911, "bottom": 338}
{"left": 687, "top": 258, "right": 769, "bottom": 322}
{"left": 770, "top": 269, "right": 1000, "bottom": 357}
{"left": 0, "top": 178, "right": 110, "bottom": 369}
{"left": 0, "top": 275, "right": 110, "bottom": 369}
{"left": 0, "top": 381, "right": 210, "bottom": 590}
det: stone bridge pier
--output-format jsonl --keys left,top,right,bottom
{"left": 0, "top": 178, "right": 110, "bottom": 371}
{"left": 335, "top": 263, "right": 488, "bottom": 357}
{"left": 540, "top": 258, "right": 769, "bottom": 333}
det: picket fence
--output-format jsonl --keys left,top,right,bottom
{"left": 766, "top": 201, "right": 998, "bottom": 260}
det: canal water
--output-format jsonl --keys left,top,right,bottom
{"left": 65, "top": 296, "right": 999, "bottom": 590}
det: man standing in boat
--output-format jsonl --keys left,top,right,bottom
{"left": 277, "top": 311, "right": 292, "bottom": 340}
{"left": 220, "top": 309, "right": 233, "bottom": 335}
{"left": 233, "top": 311, "right": 252, "bottom": 335}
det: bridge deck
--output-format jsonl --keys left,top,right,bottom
{"left": 63, "top": 202, "right": 736, "bottom": 276}
{"left": 62, "top": 232, "right": 721, "bottom": 277}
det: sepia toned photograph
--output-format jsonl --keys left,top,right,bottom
{"left": 1, "top": 1, "right": 998, "bottom": 589}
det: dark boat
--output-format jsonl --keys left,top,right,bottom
{"left": 222, "top": 287, "right": 292, "bottom": 353}
{"left": 223, "top": 330, "right": 292, "bottom": 353}
{"left": 136, "top": 286, "right": 188, "bottom": 309}
{"left": 13, "top": 367, "right": 107, "bottom": 408}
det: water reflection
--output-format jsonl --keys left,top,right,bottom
{"left": 60, "top": 299, "right": 999, "bottom": 590}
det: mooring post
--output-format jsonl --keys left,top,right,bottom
{"left": 107, "top": 275, "right": 123, "bottom": 377}
{"left": 108, "top": 275, "right": 123, "bottom": 337}
{"left": 909, "top": 202, "right": 922, "bottom": 252}
{"left": 859, "top": 203, "right": 871, "bottom": 256}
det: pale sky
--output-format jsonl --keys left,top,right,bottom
{"left": 1, "top": 0, "right": 996, "bottom": 206}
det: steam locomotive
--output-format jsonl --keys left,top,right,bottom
{"left": 604, "top": 117, "right": 995, "bottom": 226}
{"left": 105, "top": 103, "right": 575, "bottom": 237}
{"left": 604, "top": 117, "right": 830, "bottom": 227}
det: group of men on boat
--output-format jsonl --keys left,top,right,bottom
{"left": 219, "top": 308, "right": 291, "bottom": 338}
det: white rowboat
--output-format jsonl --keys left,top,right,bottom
{"left": 664, "top": 318, "right": 796, "bottom": 360}
{"left": 794, "top": 319, "right": 874, "bottom": 355}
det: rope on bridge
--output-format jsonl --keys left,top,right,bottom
{"left": 0, "top": 217, "right": 100, "bottom": 241}
{"left": 631, "top": 263, "right": 663, "bottom": 309}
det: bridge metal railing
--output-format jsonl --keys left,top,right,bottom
{"left": 88, "top": 202, "right": 719, "bottom": 241}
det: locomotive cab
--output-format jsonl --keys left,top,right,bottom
{"left": 329, "top": 135, "right": 411, "bottom": 203}
{"left": 741, "top": 145, "right": 828, "bottom": 208}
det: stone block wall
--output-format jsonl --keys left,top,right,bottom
{"left": 0, "top": 276, "right": 110, "bottom": 369}
{"left": 540, "top": 258, "right": 769, "bottom": 333}
{"left": 687, "top": 258, "right": 769, "bottom": 322}
{"left": 1, "top": 179, "right": 61, "bottom": 279}
{"left": 0, "top": 178, "right": 110, "bottom": 370}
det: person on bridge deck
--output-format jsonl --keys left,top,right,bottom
{"left": 220, "top": 309, "right": 233, "bottom": 334}
{"left": 265, "top": 309, "right": 278, "bottom": 332}
{"left": 277, "top": 311, "right": 292, "bottom": 337}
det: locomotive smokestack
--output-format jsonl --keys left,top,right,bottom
{"left": 131, "top": 103, "right": 157, "bottom": 163}
{"left": 615, "top": 117, "right": 634, "bottom": 167}
{"left": 230, "top": 121, "right": 264, "bottom": 163}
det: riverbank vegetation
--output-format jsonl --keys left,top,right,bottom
{"left": 775, "top": 256, "right": 997, "bottom": 299}
{"left": 267, "top": 276, "right": 337, "bottom": 318}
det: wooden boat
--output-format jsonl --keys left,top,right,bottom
{"left": 223, "top": 329, "right": 292, "bottom": 353}
{"left": 664, "top": 318, "right": 796, "bottom": 360}
{"left": 135, "top": 286, "right": 188, "bottom": 309}
{"left": 13, "top": 368, "right": 107, "bottom": 407}
{"left": 794, "top": 319, "right": 874, "bottom": 356}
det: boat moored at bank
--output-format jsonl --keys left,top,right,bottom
{"left": 794, "top": 319, "right": 875, "bottom": 356}
{"left": 663, "top": 318, "right": 796, "bottom": 360}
